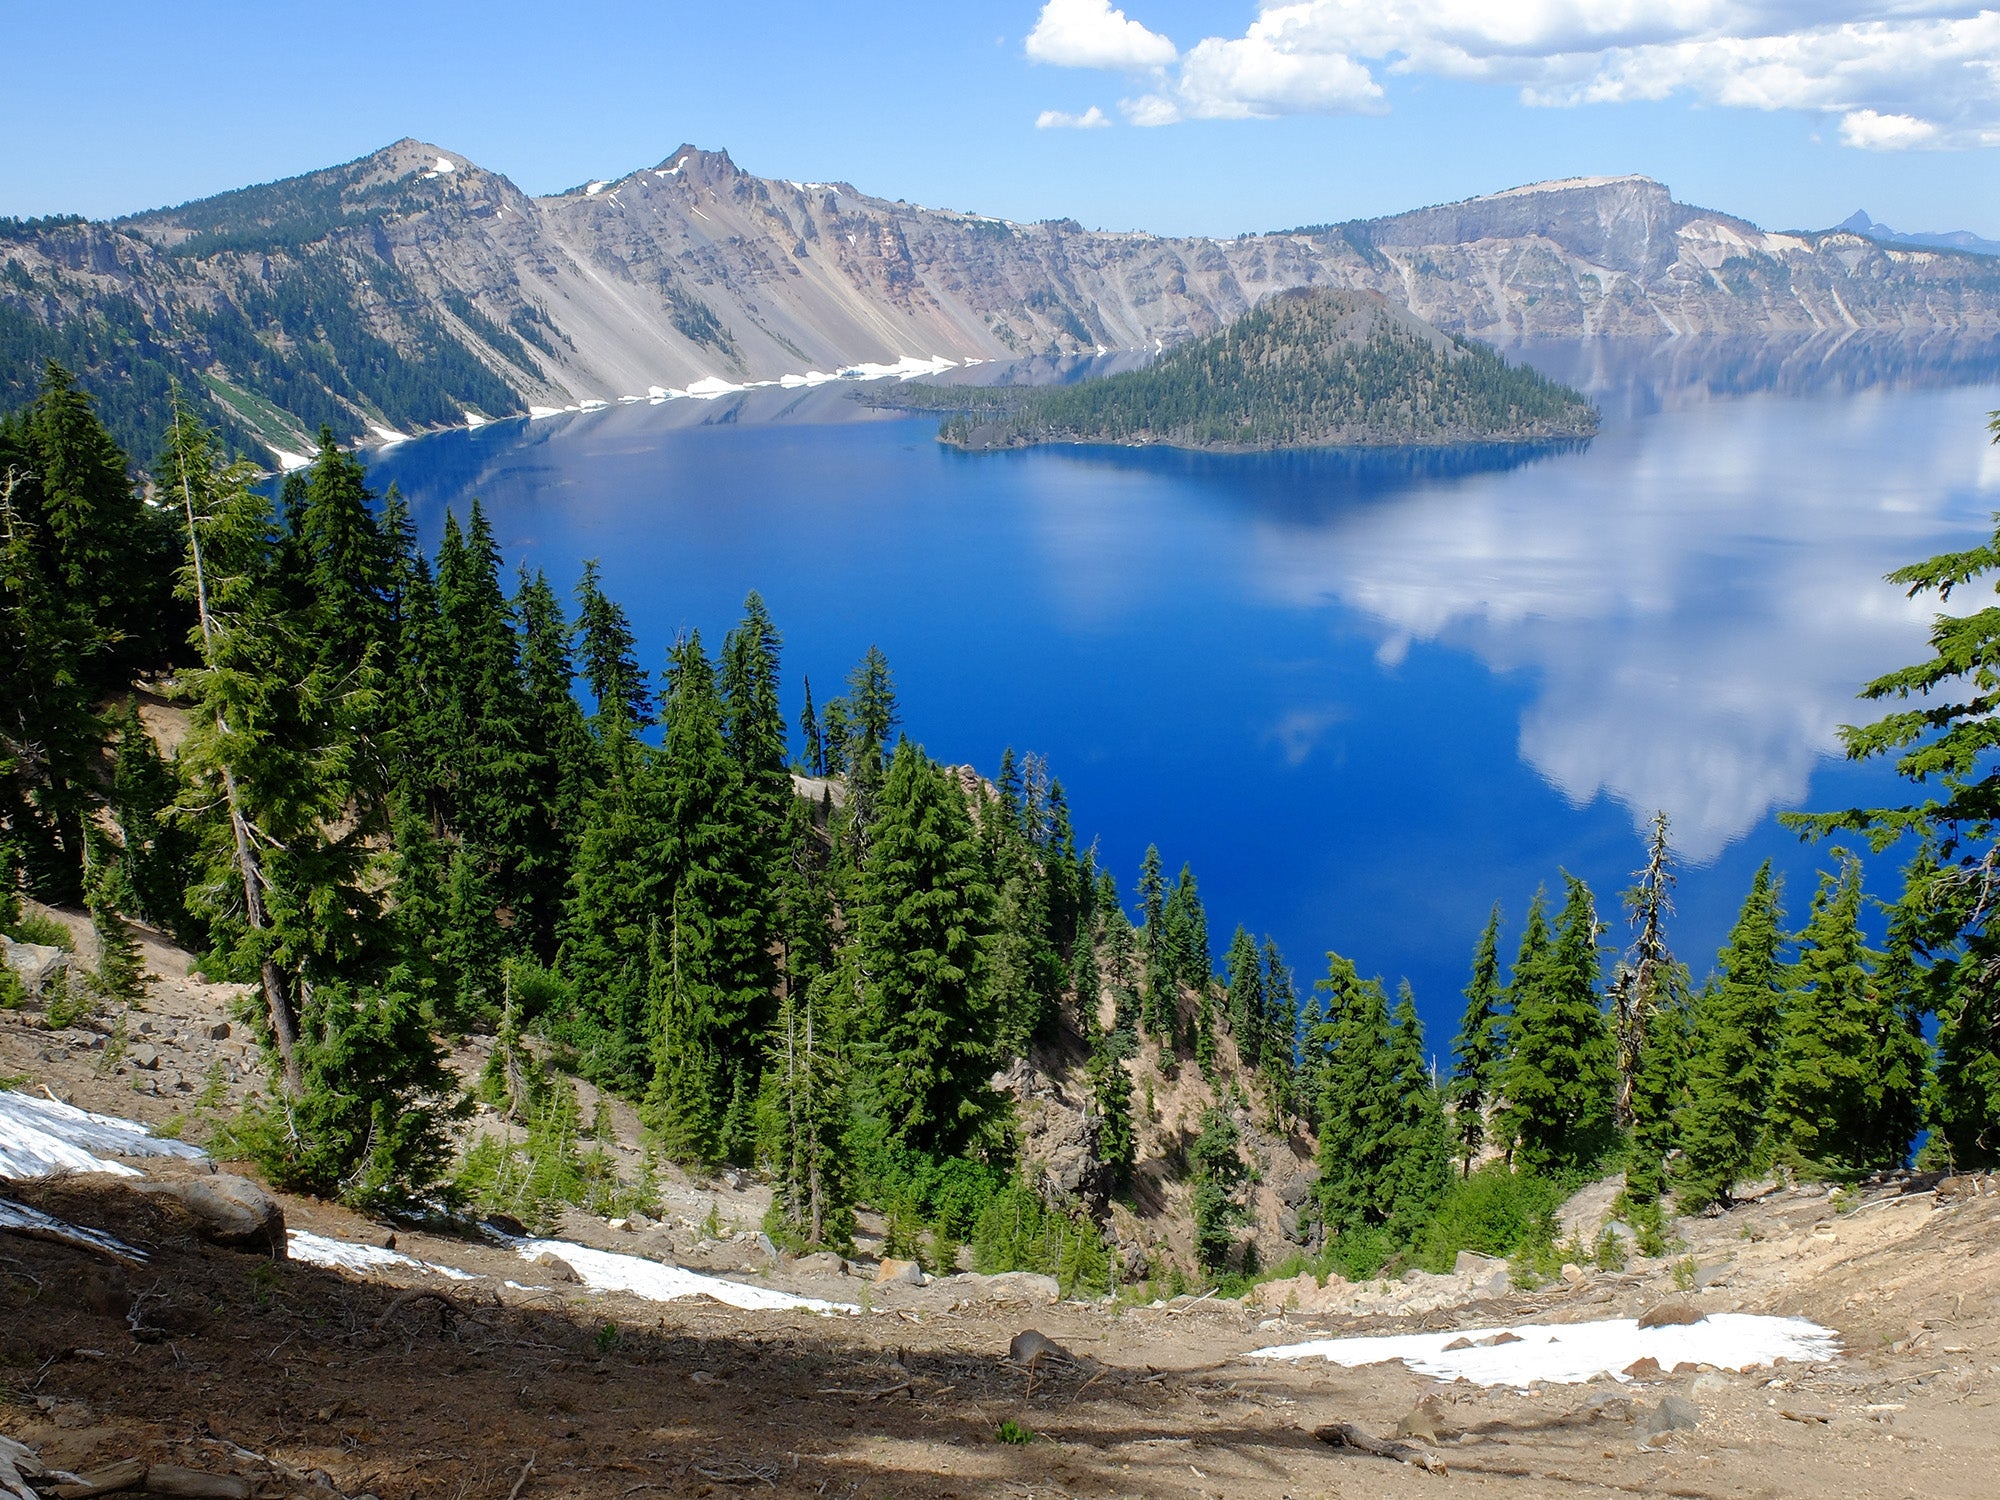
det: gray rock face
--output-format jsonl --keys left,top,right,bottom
{"left": 5, "top": 145, "right": 1995, "bottom": 466}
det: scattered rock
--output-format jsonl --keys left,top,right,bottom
{"left": 128, "top": 1043, "right": 160, "bottom": 1071}
{"left": 1637, "top": 1394, "right": 1700, "bottom": 1445}
{"left": 203, "top": 1021, "right": 232, "bottom": 1041}
{"left": 947, "top": 1271, "right": 1060, "bottom": 1305}
{"left": 1638, "top": 1301, "right": 1706, "bottom": 1329}
{"left": 534, "top": 1254, "right": 581, "bottom": 1284}
{"left": 1442, "top": 1336, "right": 1474, "bottom": 1351}
{"left": 719, "top": 1168, "right": 750, "bottom": 1191}
{"left": 1475, "top": 1331, "right": 1524, "bottom": 1348}
{"left": 792, "top": 1251, "right": 847, "bottom": 1276}
{"left": 1559, "top": 1262, "right": 1588, "bottom": 1288}
{"left": 483, "top": 1213, "right": 529, "bottom": 1238}
{"left": 625, "top": 1212, "right": 652, "bottom": 1230}
{"left": 1624, "top": 1356, "right": 1664, "bottom": 1379}
{"left": 606, "top": 1218, "right": 631, "bottom": 1232}
{"left": 874, "top": 1257, "right": 926, "bottom": 1287}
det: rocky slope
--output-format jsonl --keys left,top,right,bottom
{"left": 5, "top": 142, "right": 1999, "bottom": 463}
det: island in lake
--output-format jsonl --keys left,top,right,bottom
{"left": 900, "top": 288, "right": 1599, "bottom": 452}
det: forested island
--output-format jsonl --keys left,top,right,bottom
{"left": 4, "top": 363, "right": 1997, "bottom": 1299}
{"left": 894, "top": 289, "right": 1598, "bottom": 452}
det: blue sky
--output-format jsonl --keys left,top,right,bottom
{"left": 5, "top": 2, "right": 1996, "bottom": 238}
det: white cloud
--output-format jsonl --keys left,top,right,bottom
{"left": 1026, "top": 0, "right": 1178, "bottom": 70}
{"left": 1036, "top": 104, "right": 1114, "bottom": 128}
{"left": 1839, "top": 107, "right": 1943, "bottom": 148}
{"left": 1035, "top": 2, "right": 2000, "bottom": 148}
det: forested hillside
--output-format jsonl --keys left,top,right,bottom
{"left": 916, "top": 290, "right": 1597, "bottom": 451}
{"left": 5, "top": 367, "right": 1998, "bottom": 1290}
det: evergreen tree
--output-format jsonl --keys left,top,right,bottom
{"left": 1768, "top": 858, "right": 1926, "bottom": 1177}
{"left": 1790, "top": 469, "right": 2000, "bottom": 1167}
{"left": 1135, "top": 844, "right": 1174, "bottom": 1044}
{"left": 1311, "top": 953, "right": 1396, "bottom": 1236}
{"left": 164, "top": 401, "right": 376, "bottom": 1094}
{"left": 845, "top": 644, "right": 898, "bottom": 772}
{"left": 856, "top": 741, "right": 996, "bottom": 1160}
{"left": 721, "top": 590, "right": 790, "bottom": 840}
{"left": 645, "top": 632, "right": 777, "bottom": 1162}
{"left": 1224, "top": 925, "right": 1265, "bottom": 1070}
{"left": 1675, "top": 863, "right": 1787, "bottom": 1208}
{"left": 575, "top": 559, "right": 652, "bottom": 731}
{"left": 1260, "top": 936, "right": 1298, "bottom": 1112}
{"left": 1614, "top": 815, "right": 1691, "bottom": 1208}
{"left": 513, "top": 568, "right": 596, "bottom": 957}
{"left": 294, "top": 429, "right": 390, "bottom": 679}
{"left": 1384, "top": 983, "right": 1451, "bottom": 1236}
{"left": 1189, "top": 1106, "right": 1249, "bottom": 1272}
{"left": 1162, "top": 863, "right": 1212, "bottom": 993}
{"left": 798, "top": 674, "right": 823, "bottom": 775}
{"left": 110, "top": 696, "right": 197, "bottom": 944}
{"left": 1446, "top": 905, "right": 1506, "bottom": 1177}
{"left": 1498, "top": 875, "right": 1616, "bottom": 1178}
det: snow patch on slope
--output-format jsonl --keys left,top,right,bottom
{"left": 515, "top": 1237, "right": 856, "bottom": 1314}
{"left": 0, "top": 1090, "right": 207, "bottom": 1180}
{"left": 286, "top": 1230, "right": 479, "bottom": 1281}
{"left": 1250, "top": 1313, "right": 1839, "bottom": 1386}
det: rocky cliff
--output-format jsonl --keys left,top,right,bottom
{"left": 5, "top": 141, "right": 1997, "bottom": 462}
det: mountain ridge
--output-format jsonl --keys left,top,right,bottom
{"left": 4, "top": 138, "right": 1997, "bottom": 463}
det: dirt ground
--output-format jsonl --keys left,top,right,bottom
{"left": 7, "top": 916, "right": 2000, "bottom": 1499}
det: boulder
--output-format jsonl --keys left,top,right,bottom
{"left": 534, "top": 1253, "right": 581, "bottom": 1284}
{"left": 1638, "top": 1300, "right": 1706, "bottom": 1329}
{"left": 203, "top": 1021, "right": 232, "bottom": 1041}
{"left": 483, "top": 1212, "right": 529, "bottom": 1239}
{"left": 142, "top": 1174, "right": 285, "bottom": 1256}
{"left": 128, "top": 1044, "right": 160, "bottom": 1071}
{"left": 1, "top": 935, "right": 68, "bottom": 996}
{"left": 874, "top": 1257, "right": 927, "bottom": 1286}
{"left": 791, "top": 1250, "right": 847, "bottom": 1276}
{"left": 1637, "top": 1394, "right": 1700, "bottom": 1444}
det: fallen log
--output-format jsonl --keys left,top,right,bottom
{"left": 1313, "top": 1422, "right": 1450, "bottom": 1476}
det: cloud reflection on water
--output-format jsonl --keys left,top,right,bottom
{"left": 1251, "top": 381, "right": 2000, "bottom": 862}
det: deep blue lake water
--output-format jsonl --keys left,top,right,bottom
{"left": 365, "top": 338, "right": 2000, "bottom": 1051}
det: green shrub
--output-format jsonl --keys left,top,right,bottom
{"left": 4, "top": 911, "right": 73, "bottom": 950}
{"left": 970, "top": 1179, "right": 1111, "bottom": 1298}
{"left": 1412, "top": 1162, "right": 1568, "bottom": 1272}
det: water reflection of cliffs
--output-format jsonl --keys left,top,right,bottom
{"left": 1505, "top": 334, "right": 2000, "bottom": 421}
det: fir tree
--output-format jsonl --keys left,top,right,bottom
{"left": 1189, "top": 1106, "right": 1249, "bottom": 1272}
{"left": 575, "top": 559, "right": 652, "bottom": 731}
{"left": 798, "top": 674, "right": 823, "bottom": 776}
{"left": 1224, "top": 925, "right": 1265, "bottom": 1070}
{"left": 513, "top": 568, "right": 597, "bottom": 957}
{"left": 1260, "top": 936, "right": 1298, "bottom": 1112}
{"left": 856, "top": 741, "right": 996, "bottom": 1160}
{"left": 1384, "top": 983, "right": 1451, "bottom": 1236}
{"left": 110, "top": 696, "right": 197, "bottom": 944}
{"left": 1446, "top": 905, "right": 1506, "bottom": 1176}
{"left": 295, "top": 429, "right": 390, "bottom": 679}
{"left": 845, "top": 644, "right": 898, "bottom": 772}
{"left": 1498, "top": 875, "right": 1616, "bottom": 1178}
{"left": 1769, "top": 858, "right": 1926, "bottom": 1177}
{"left": 646, "top": 632, "right": 776, "bottom": 1162}
{"left": 1311, "top": 953, "right": 1396, "bottom": 1236}
{"left": 1675, "top": 863, "right": 1787, "bottom": 1208}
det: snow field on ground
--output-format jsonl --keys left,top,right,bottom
{"left": 1249, "top": 1313, "right": 1841, "bottom": 1386}
{"left": 514, "top": 1238, "right": 858, "bottom": 1315}
{"left": 286, "top": 1230, "right": 479, "bottom": 1281}
{"left": 0, "top": 1090, "right": 208, "bottom": 1179}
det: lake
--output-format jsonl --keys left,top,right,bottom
{"left": 367, "top": 335, "right": 2000, "bottom": 1048}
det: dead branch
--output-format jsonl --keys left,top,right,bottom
{"left": 1314, "top": 1422, "right": 1450, "bottom": 1476}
